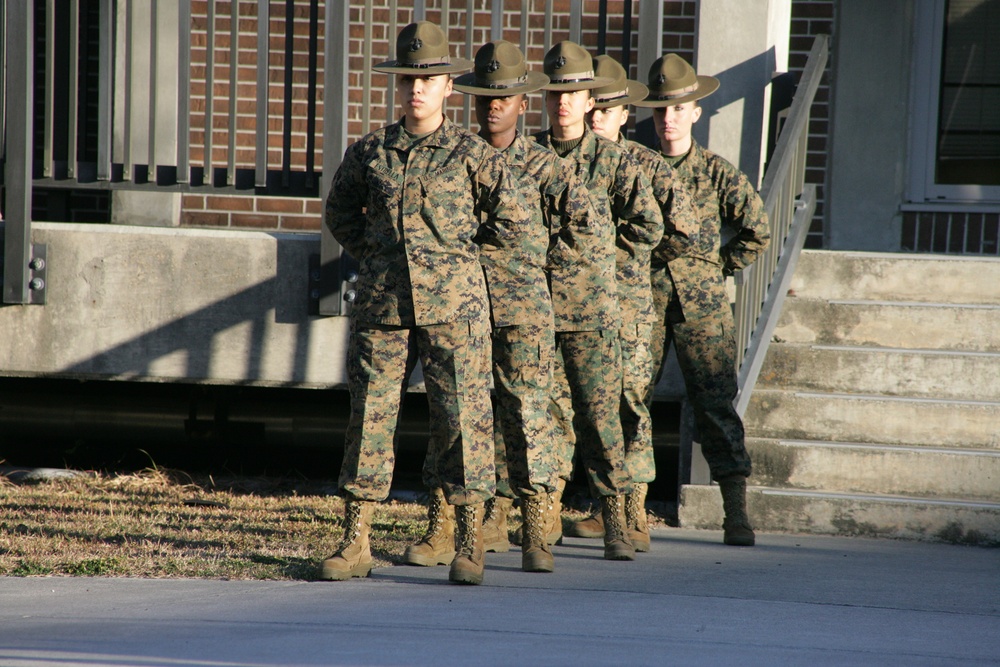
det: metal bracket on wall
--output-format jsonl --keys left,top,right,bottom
{"left": 308, "top": 250, "right": 357, "bottom": 317}
{"left": 27, "top": 244, "right": 48, "bottom": 305}
{"left": 0, "top": 242, "right": 48, "bottom": 306}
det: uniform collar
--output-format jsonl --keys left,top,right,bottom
{"left": 502, "top": 131, "right": 530, "bottom": 166}
{"left": 385, "top": 116, "right": 462, "bottom": 151}
{"left": 539, "top": 125, "right": 600, "bottom": 161}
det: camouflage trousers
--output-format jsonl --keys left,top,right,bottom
{"left": 490, "top": 323, "right": 559, "bottom": 499}
{"left": 338, "top": 319, "right": 495, "bottom": 506}
{"left": 549, "top": 329, "right": 627, "bottom": 497}
{"left": 620, "top": 322, "right": 656, "bottom": 487}
{"left": 646, "top": 274, "right": 752, "bottom": 481}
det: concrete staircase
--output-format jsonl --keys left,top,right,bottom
{"left": 679, "top": 250, "right": 1000, "bottom": 546}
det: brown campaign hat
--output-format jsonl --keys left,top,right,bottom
{"left": 453, "top": 40, "right": 549, "bottom": 96}
{"left": 540, "top": 41, "right": 614, "bottom": 92}
{"left": 633, "top": 53, "right": 720, "bottom": 107}
{"left": 591, "top": 54, "right": 649, "bottom": 109}
{"left": 372, "top": 21, "right": 473, "bottom": 75}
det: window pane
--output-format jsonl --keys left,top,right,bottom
{"left": 936, "top": 0, "right": 1000, "bottom": 185}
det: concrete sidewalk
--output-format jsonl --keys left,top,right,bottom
{"left": 1, "top": 529, "right": 997, "bottom": 666}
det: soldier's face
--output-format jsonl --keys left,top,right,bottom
{"left": 545, "top": 89, "right": 595, "bottom": 135}
{"left": 397, "top": 73, "right": 454, "bottom": 124}
{"left": 652, "top": 101, "right": 702, "bottom": 145}
{"left": 474, "top": 94, "right": 526, "bottom": 138}
{"left": 588, "top": 105, "right": 628, "bottom": 141}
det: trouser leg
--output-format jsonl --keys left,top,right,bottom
{"left": 558, "top": 329, "right": 626, "bottom": 498}
{"left": 339, "top": 323, "right": 412, "bottom": 501}
{"left": 548, "top": 344, "right": 576, "bottom": 482}
{"left": 620, "top": 322, "right": 656, "bottom": 488}
{"left": 493, "top": 323, "right": 558, "bottom": 497}
{"left": 671, "top": 308, "right": 752, "bottom": 481}
{"left": 418, "top": 319, "right": 496, "bottom": 506}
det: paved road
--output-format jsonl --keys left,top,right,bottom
{"left": 1, "top": 529, "right": 997, "bottom": 666}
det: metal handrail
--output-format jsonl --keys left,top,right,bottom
{"left": 732, "top": 34, "right": 829, "bottom": 416}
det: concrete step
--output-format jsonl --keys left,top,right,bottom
{"left": 773, "top": 299, "right": 1000, "bottom": 352}
{"left": 745, "top": 389, "right": 1000, "bottom": 449}
{"left": 748, "top": 438, "right": 1000, "bottom": 502}
{"left": 757, "top": 344, "right": 1000, "bottom": 401}
{"left": 678, "top": 484, "right": 1000, "bottom": 546}
{"left": 789, "top": 250, "right": 1000, "bottom": 305}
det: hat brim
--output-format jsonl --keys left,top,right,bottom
{"left": 541, "top": 75, "right": 616, "bottom": 92}
{"left": 372, "top": 57, "right": 475, "bottom": 76}
{"left": 452, "top": 70, "right": 550, "bottom": 96}
{"left": 633, "top": 75, "right": 719, "bottom": 107}
{"left": 593, "top": 80, "right": 649, "bottom": 109}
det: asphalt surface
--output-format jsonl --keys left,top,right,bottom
{"left": 1, "top": 528, "right": 998, "bottom": 666}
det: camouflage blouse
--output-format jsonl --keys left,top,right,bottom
{"left": 650, "top": 139, "right": 771, "bottom": 318}
{"left": 533, "top": 126, "right": 664, "bottom": 331}
{"left": 326, "top": 117, "right": 529, "bottom": 328}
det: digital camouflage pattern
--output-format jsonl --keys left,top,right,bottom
{"left": 339, "top": 320, "right": 495, "bottom": 504}
{"left": 646, "top": 139, "right": 770, "bottom": 481}
{"left": 491, "top": 322, "right": 558, "bottom": 498}
{"left": 483, "top": 132, "right": 582, "bottom": 498}
{"left": 533, "top": 126, "right": 663, "bottom": 497}
{"left": 554, "top": 329, "right": 626, "bottom": 496}
{"left": 327, "top": 117, "right": 532, "bottom": 506}
{"left": 479, "top": 133, "right": 559, "bottom": 330}
{"left": 532, "top": 126, "right": 663, "bottom": 332}
{"left": 615, "top": 136, "right": 697, "bottom": 486}
{"left": 617, "top": 137, "right": 698, "bottom": 323}
{"left": 327, "top": 117, "right": 525, "bottom": 328}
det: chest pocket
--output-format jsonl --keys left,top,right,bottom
{"left": 366, "top": 166, "right": 403, "bottom": 215}
{"left": 421, "top": 163, "right": 475, "bottom": 232}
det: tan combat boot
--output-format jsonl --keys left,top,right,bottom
{"left": 520, "top": 493, "right": 554, "bottom": 573}
{"left": 625, "top": 482, "right": 650, "bottom": 552}
{"left": 564, "top": 505, "right": 603, "bottom": 538}
{"left": 319, "top": 499, "right": 375, "bottom": 580}
{"left": 403, "top": 487, "right": 456, "bottom": 566}
{"left": 719, "top": 476, "right": 756, "bottom": 546}
{"left": 482, "top": 496, "right": 514, "bottom": 553}
{"left": 545, "top": 478, "right": 566, "bottom": 545}
{"left": 449, "top": 503, "right": 486, "bottom": 585}
{"left": 601, "top": 494, "right": 635, "bottom": 561}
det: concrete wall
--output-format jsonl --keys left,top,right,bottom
{"left": 0, "top": 223, "right": 350, "bottom": 387}
{"left": 695, "top": 0, "right": 791, "bottom": 187}
{"left": 825, "top": 1, "right": 914, "bottom": 251}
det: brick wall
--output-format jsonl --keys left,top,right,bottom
{"left": 182, "top": 0, "right": 328, "bottom": 232}
{"left": 80, "top": 0, "right": 832, "bottom": 241}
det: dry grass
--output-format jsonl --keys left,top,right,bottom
{"left": 0, "top": 469, "right": 427, "bottom": 579}
{"left": 0, "top": 468, "right": 675, "bottom": 580}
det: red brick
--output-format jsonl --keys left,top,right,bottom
{"left": 257, "top": 198, "right": 305, "bottom": 213}
{"left": 207, "top": 196, "right": 254, "bottom": 212}
{"left": 231, "top": 213, "right": 280, "bottom": 229}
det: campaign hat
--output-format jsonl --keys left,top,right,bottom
{"left": 633, "top": 53, "right": 719, "bottom": 107}
{"left": 591, "top": 54, "right": 649, "bottom": 109}
{"left": 372, "top": 21, "right": 473, "bottom": 75}
{"left": 453, "top": 40, "right": 549, "bottom": 96}
{"left": 540, "top": 41, "right": 614, "bottom": 92}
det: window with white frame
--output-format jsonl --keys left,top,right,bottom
{"left": 910, "top": 0, "right": 1000, "bottom": 205}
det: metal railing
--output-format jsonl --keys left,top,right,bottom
{"left": 732, "top": 34, "right": 829, "bottom": 416}
{"left": 2, "top": 0, "right": 660, "bottom": 308}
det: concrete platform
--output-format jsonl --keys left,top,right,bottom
{"left": 1, "top": 529, "right": 997, "bottom": 666}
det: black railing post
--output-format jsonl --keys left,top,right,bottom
{"left": 3, "top": 0, "right": 45, "bottom": 306}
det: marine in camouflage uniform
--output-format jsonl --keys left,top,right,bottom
{"left": 635, "top": 54, "right": 771, "bottom": 547}
{"left": 566, "top": 55, "right": 699, "bottom": 550}
{"left": 453, "top": 41, "right": 599, "bottom": 572}
{"left": 320, "top": 22, "right": 530, "bottom": 585}
{"left": 533, "top": 41, "right": 664, "bottom": 561}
